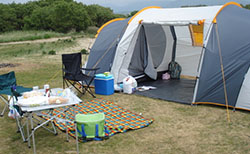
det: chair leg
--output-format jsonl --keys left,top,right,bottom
{"left": 75, "top": 123, "right": 79, "bottom": 154}
{"left": 63, "top": 78, "right": 65, "bottom": 89}
{"left": 83, "top": 82, "right": 95, "bottom": 98}
{"left": 85, "top": 87, "right": 95, "bottom": 98}
{"left": 0, "top": 104, "right": 8, "bottom": 116}
{"left": 0, "top": 95, "right": 9, "bottom": 116}
{"left": 66, "top": 128, "right": 69, "bottom": 142}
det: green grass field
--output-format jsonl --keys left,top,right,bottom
{"left": 0, "top": 27, "right": 97, "bottom": 43}
{"left": 0, "top": 31, "right": 68, "bottom": 43}
{"left": 0, "top": 32, "right": 250, "bottom": 154}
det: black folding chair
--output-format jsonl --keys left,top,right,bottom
{"left": 62, "top": 52, "right": 99, "bottom": 98}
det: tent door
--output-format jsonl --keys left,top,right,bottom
{"left": 236, "top": 66, "right": 250, "bottom": 110}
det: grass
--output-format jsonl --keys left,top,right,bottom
{"left": 0, "top": 38, "right": 76, "bottom": 59}
{"left": 0, "top": 30, "right": 68, "bottom": 43}
{"left": 0, "top": 34, "right": 250, "bottom": 154}
{"left": 0, "top": 27, "right": 98, "bottom": 43}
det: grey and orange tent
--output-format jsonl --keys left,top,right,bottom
{"left": 85, "top": 2, "right": 250, "bottom": 111}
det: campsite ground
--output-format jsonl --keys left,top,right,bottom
{"left": 0, "top": 31, "right": 250, "bottom": 154}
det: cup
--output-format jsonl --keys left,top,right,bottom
{"left": 33, "top": 86, "right": 39, "bottom": 91}
{"left": 44, "top": 84, "right": 50, "bottom": 94}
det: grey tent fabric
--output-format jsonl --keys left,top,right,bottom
{"left": 129, "top": 24, "right": 168, "bottom": 80}
{"left": 144, "top": 24, "right": 166, "bottom": 68}
{"left": 86, "top": 18, "right": 129, "bottom": 74}
{"left": 194, "top": 5, "right": 250, "bottom": 107}
{"left": 128, "top": 26, "right": 149, "bottom": 77}
{"left": 129, "top": 25, "right": 165, "bottom": 80}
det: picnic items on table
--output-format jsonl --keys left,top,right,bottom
{"left": 17, "top": 88, "right": 73, "bottom": 107}
{"left": 17, "top": 88, "right": 82, "bottom": 154}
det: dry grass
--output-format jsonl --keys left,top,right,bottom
{"left": 0, "top": 36, "right": 250, "bottom": 154}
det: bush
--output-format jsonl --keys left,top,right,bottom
{"left": 81, "top": 49, "right": 88, "bottom": 54}
{"left": 63, "top": 39, "right": 72, "bottom": 43}
{"left": 43, "top": 34, "right": 51, "bottom": 39}
{"left": 48, "top": 50, "right": 56, "bottom": 55}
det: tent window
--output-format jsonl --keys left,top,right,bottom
{"left": 189, "top": 23, "right": 204, "bottom": 47}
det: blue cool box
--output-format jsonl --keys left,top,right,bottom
{"left": 94, "top": 74, "right": 114, "bottom": 95}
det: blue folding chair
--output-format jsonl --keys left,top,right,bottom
{"left": 0, "top": 71, "right": 32, "bottom": 116}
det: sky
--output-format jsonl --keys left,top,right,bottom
{"left": 1, "top": 0, "right": 250, "bottom": 13}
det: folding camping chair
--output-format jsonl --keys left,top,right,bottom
{"left": 0, "top": 71, "right": 32, "bottom": 116}
{"left": 62, "top": 52, "right": 99, "bottom": 98}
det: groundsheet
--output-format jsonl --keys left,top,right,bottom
{"left": 135, "top": 79, "right": 196, "bottom": 104}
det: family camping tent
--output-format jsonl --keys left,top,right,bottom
{"left": 85, "top": 2, "right": 250, "bottom": 111}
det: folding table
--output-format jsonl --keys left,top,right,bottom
{"left": 18, "top": 88, "right": 82, "bottom": 154}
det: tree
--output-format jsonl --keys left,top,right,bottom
{"left": 49, "top": 1, "right": 90, "bottom": 32}
{"left": 128, "top": 10, "right": 138, "bottom": 17}
{"left": 86, "top": 4, "right": 116, "bottom": 27}
{"left": 243, "top": 4, "right": 250, "bottom": 10}
{"left": 0, "top": 0, "right": 126, "bottom": 32}
{"left": 23, "top": 0, "right": 90, "bottom": 33}
{"left": 24, "top": 6, "right": 53, "bottom": 30}
{"left": 0, "top": 4, "right": 18, "bottom": 32}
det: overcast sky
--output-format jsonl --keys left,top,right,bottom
{"left": 1, "top": 0, "right": 250, "bottom": 13}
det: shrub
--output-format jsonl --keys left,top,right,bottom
{"left": 63, "top": 39, "right": 72, "bottom": 43}
{"left": 43, "top": 34, "right": 51, "bottom": 39}
{"left": 40, "top": 43, "right": 44, "bottom": 49}
{"left": 48, "top": 50, "right": 56, "bottom": 55}
{"left": 81, "top": 49, "right": 88, "bottom": 54}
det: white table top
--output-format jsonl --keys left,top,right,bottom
{"left": 18, "top": 88, "right": 82, "bottom": 112}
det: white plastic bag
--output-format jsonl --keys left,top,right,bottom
{"left": 8, "top": 97, "right": 21, "bottom": 119}
{"left": 123, "top": 76, "right": 137, "bottom": 94}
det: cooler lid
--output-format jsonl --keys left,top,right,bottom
{"left": 95, "top": 74, "right": 114, "bottom": 79}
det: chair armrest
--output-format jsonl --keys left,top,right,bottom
{"left": 62, "top": 68, "right": 74, "bottom": 74}
{"left": 80, "top": 68, "right": 100, "bottom": 71}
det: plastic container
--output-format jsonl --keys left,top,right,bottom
{"left": 94, "top": 74, "right": 114, "bottom": 95}
{"left": 75, "top": 113, "right": 105, "bottom": 138}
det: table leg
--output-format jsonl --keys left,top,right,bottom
{"left": 27, "top": 113, "right": 31, "bottom": 148}
{"left": 51, "top": 120, "right": 57, "bottom": 135}
{"left": 16, "top": 116, "right": 26, "bottom": 142}
{"left": 30, "top": 112, "right": 37, "bottom": 154}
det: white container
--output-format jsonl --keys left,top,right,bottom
{"left": 33, "top": 86, "right": 39, "bottom": 91}
{"left": 44, "top": 84, "right": 50, "bottom": 96}
{"left": 44, "top": 84, "right": 49, "bottom": 90}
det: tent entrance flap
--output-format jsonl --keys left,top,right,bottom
{"left": 128, "top": 24, "right": 169, "bottom": 80}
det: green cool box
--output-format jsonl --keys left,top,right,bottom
{"left": 75, "top": 113, "right": 105, "bottom": 138}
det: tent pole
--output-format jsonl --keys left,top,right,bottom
{"left": 191, "top": 46, "right": 205, "bottom": 105}
{"left": 214, "top": 23, "right": 231, "bottom": 123}
{"left": 170, "top": 26, "right": 177, "bottom": 62}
